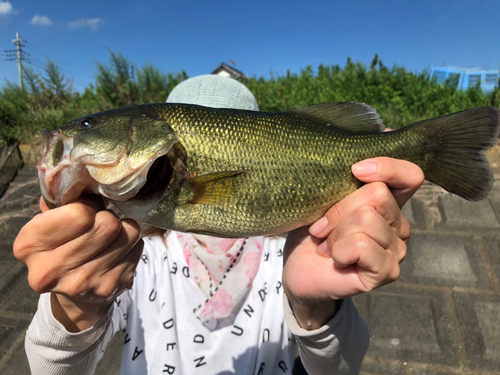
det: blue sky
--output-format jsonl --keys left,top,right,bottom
{"left": 1, "top": 0, "right": 499, "bottom": 91}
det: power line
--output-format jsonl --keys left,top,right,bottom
{"left": 28, "top": 54, "right": 95, "bottom": 80}
{"left": 5, "top": 32, "right": 29, "bottom": 90}
{"left": 24, "top": 59, "right": 88, "bottom": 91}
{"left": 3, "top": 35, "right": 94, "bottom": 92}
{"left": 25, "top": 41, "right": 87, "bottom": 71}
{"left": 24, "top": 41, "right": 95, "bottom": 80}
{"left": 28, "top": 54, "right": 94, "bottom": 80}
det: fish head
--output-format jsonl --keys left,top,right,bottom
{"left": 38, "top": 106, "right": 179, "bottom": 209}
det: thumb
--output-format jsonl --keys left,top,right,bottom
{"left": 351, "top": 157, "right": 424, "bottom": 208}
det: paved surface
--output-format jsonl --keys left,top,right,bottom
{"left": 0, "top": 144, "right": 499, "bottom": 375}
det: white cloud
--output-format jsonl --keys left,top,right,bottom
{"left": 30, "top": 15, "right": 53, "bottom": 26}
{"left": 0, "top": 1, "right": 14, "bottom": 16}
{"left": 69, "top": 18, "right": 104, "bottom": 31}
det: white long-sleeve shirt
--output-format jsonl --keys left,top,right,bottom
{"left": 25, "top": 233, "right": 369, "bottom": 374}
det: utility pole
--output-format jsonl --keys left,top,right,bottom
{"left": 5, "top": 32, "right": 30, "bottom": 90}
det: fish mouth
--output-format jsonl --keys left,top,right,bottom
{"left": 38, "top": 129, "right": 86, "bottom": 207}
{"left": 108, "top": 145, "right": 186, "bottom": 219}
{"left": 127, "top": 152, "right": 174, "bottom": 202}
{"left": 38, "top": 132, "right": 181, "bottom": 208}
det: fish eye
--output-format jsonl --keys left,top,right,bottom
{"left": 79, "top": 117, "right": 95, "bottom": 130}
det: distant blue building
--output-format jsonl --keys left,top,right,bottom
{"left": 430, "top": 67, "right": 499, "bottom": 93}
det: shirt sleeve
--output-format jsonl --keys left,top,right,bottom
{"left": 284, "top": 295, "right": 370, "bottom": 375}
{"left": 24, "top": 292, "right": 125, "bottom": 375}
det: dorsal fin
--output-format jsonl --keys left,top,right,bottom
{"left": 288, "top": 102, "right": 385, "bottom": 134}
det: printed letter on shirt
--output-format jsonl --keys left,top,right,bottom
{"left": 231, "top": 325, "right": 244, "bottom": 336}
{"left": 244, "top": 304, "right": 254, "bottom": 318}
{"left": 276, "top": 281, "right": 282, "bottom": 294}
{"left": 132, "top": 347, "right": 143, "bottom": 361}
{"left": 171, "top": 262, "right": 178, "bottom": 274}
{"left": 259, "top": 283, "right": 267, "bottom": 302}
{"left": 163, "top": 318, "right": 174, "bottom": 329}
{"left": 257, "top": 362, "right": 265, "bottom": 375}
{"left": 163, "top": 364, "right": 175, "bottom": 374}
{"left": 278, "top": 361, "right": 288, "bottom": 372}
{"left": 263, "top": 329, "right": 270, "bottom": 342}
{"left": 149, "top": 289, "right": 157, "bottom": 302}
{"left": 193, "top": 334, "right": 204, "bottom": 343}
{"left": 194, "top": 356, "right": 207, "bottom": 368}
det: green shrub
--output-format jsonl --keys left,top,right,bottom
{"left": 0, "top": 51, "right": 186, "bottom": 146}
{"left": 244, "top": 56, "right": 500, "bottom": 129}
{"left": 1, "top": 53, "right": 499, "bottom": 147}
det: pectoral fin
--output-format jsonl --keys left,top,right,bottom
{"left": 185, "top": 170, "right": 247, "bottom": 205}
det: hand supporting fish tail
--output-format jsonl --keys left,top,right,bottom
{"left": 282, "top": 157, "right": 424, "bottom": 330}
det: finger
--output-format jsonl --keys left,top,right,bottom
{"left": 85, "top": 218, "right": 143, "bottom": 273}
{"left": 333, "top": 212, "right": 407, "bottom": 262}
{"left": 15, "top": 195, "right": 107, "bottom": 262}
{"left": 55, "top": 240, "right": 143, "bottom": 300}
{"left": 329, "top": 233, "right": 401, "bottom": 289}
{"left": 53, "top": 210, "right": 125, "bottom": 270}
{"left": 310, "top": 182, "right": 401, "bottom": 238}
{"left": 331, "top": 233, "right": 389, "bottom": 269}
{"left": 351, "top": 157, "right": 424, "bottom": 207}
{"left": 22, "top": 210, "right": 123, "bottom": 291}
{"left": 53, "top": 221, "right": 143, "bottom": 298}
{"left": 319, "top": 205, "right": 399, "bottom": 256}
{"left": 98, "top": 238, "right": 144, "bottom": 297}
{"left": 27, "top": 195, "right": 107, "bottom": 250}
{"left": 317, "top": 205, "right": 408, "bottom": 261}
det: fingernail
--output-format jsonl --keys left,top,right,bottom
{"left": 309, "top": 217, "right": 328, "bottom": 237}
{"left": 317, "top": 241, "right": 329, "bottom": 256}
{"left": 352, "top": 161, "right": 377, "bottom": 177}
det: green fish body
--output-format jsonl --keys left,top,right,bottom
{"left": 38, "top": 102, "right": 500, "bottom": 237}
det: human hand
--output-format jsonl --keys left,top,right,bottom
{"left": 13, "top": 195, "right": 144, "bottom": 332}
{"left": 282, "top": 157, "right": 424, "bottom": 330}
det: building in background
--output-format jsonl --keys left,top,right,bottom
{"left": 430, "top": 67, "right": 499, "bottom": 93}
{"left": 212, "top": 62, "right": 247, "bottom": 80}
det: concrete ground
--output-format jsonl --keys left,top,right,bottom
{"left": 0, "top": 143, "right": 499, "bottom": 375}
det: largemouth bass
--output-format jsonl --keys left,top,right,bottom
{"left": 38, "top": 102, "right": 500, "bottom": 238}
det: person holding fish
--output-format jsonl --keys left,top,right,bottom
{"left": 14, "top": 74, "right": 499, "bottom": 374}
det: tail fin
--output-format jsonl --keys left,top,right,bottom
{"left": 415, "top": 107, "right": 500, "bottom": 201}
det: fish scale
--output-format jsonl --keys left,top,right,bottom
{"left": 149, "top": 107, "right": 423, "bottom": 235}
{"left": 38, "top": 102, "right": 500, "bottom": 238}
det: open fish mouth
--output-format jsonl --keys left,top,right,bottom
{"left": 126, "top": 151, "right": 174, "bottom": 203}
{"left": 38, "top": 134, "right": 181, "bottom": 208}
{"left": 38, "top": 129, "right": 81, "bottom": 207}
{"left": 107, "top": 145, "right": 187, "bottom": 219}
{"left": 138, "top": 154, "right": 173, "bottom": 197}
